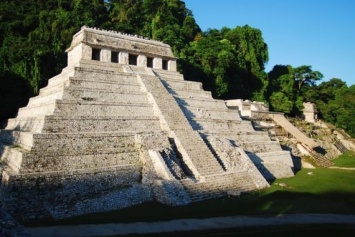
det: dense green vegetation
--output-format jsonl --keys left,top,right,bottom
{"left": 1, "top": 0, "right": 354, "bottom": 136}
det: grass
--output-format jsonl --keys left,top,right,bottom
{"left": 332, "top": 151, "right": 355, "bottom": 167}
{"left": 35, "top": 165, "right": 355, "bottom": 227}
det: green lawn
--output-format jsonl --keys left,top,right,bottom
{"left": 332, "top": 151, "right": 355, "bottom": 167}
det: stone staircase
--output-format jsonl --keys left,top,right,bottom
{"left": 154, "top": 69, "right": 294, "bottom": 180}
{"left": 299, "top": 143, "right": 333, "bottom": 167}
{"left": 269, "top": 113, "right": 319, "bottom": 149}
{"left": 135, "top": 69, "right": 224, "bottom": 178}
{"left": 334, "top": 139, "right": 348, "bottom": 153}
{"left": 180, "top": 171, "right": 257, "bottom": 201}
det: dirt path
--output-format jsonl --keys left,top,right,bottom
{"left": 329, "top": 166, "right": 355, "bottom": 170}
{"left": 26, "top": 213, "right": 355, "bottom": 237}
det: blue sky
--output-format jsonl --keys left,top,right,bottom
{"left": 183, "top": 0, "right": 355, "bottom": 86}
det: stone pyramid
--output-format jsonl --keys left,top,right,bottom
{"left": 0, "top": 26, "right": 294, "bottom": 221}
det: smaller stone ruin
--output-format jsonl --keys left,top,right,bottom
{"left": 225, "top": 99, "right": 270, "bottom": 120}
{"left": 303, "top": 102, "right": 318, "bottom": 123}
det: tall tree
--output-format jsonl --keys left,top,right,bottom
{"left": 181, "top": 25, "right": 269, "bottom": 100}
{"left": 267, "top": 65, "right": 296, "bottom": 113}
{"left": 293, "top": 65, "right": 323, "bottom": 91}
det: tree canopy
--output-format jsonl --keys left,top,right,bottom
{"left": 180, "top": 25, "right": 269, "bottom": 100}
{"left": 0, "top": 0, "right": 354, "bottom": 136}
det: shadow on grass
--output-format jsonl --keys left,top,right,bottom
{"left": 29, "top": 189, "right": 355, "bottom": 227}
{"left": 126, "top": 224, "right": 355, "bottom": 237}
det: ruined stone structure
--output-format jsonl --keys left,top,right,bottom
{"left": 303, "top": 102, "right": 318, "bottom": 123}
{"left": 0, "top": 26, "right": 294, "bottom": 221}
{"left": 225, "top": 99, "right": 269, "bottom": 119}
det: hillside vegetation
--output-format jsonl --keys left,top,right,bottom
{"left": 1, "top": 0, "right": 354, "bottom": 136}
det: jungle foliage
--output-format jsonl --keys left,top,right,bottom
{"left": 0, "top": 0, "right": 354, "bottom": 136}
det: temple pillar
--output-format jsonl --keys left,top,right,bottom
{"left": 119, "top": 52, "right": 129, "bottom": 65}
{"left": 137, "top": 55, "right": 147, "bottom": 67}
{"left": 153, "top": 57, "right": 162, "bottom": 69}
{"left": 100, "top": 49, "right": 111, "bottom": 62}
{"left": 168, "top": 60, "right": 177, "bottom": 71}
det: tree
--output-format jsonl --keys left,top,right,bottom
{"left": 304, "top": 78, "right": 347, "bottom": 123}
{"left": 331, "top": 85, "right": 355, "bottom": 137}
{"left": 267, "top": 64, "right": 324, "bottom": 115}
{"left": 0, "top": 0, "right": 108, "bottom": 94}
{"left": 267, "top": 65, "right": 297, "bottom": 114}
{"left": 293, "top": 65, "right": 323, "bottom": 91}
{"left": 181, "top": 25, "right": 269, "bottom": 100}
{"left": 223, "top": 25, "right": 269, "bottom": 100}
{"left": 181, "top": 35, "right": 237, "bottom": 97}
{"left": 269, "top": 91, "right": 293, "bottom": 114}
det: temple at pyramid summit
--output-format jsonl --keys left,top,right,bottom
{"left": 0, "top": 26, "right": 295, "bottom": 221}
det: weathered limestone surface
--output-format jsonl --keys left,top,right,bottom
{"left": 155, "top": 70, "right": 294, "bottom": 182}
{"left": 0, "top": 26, "right": 294, "bottom": 221}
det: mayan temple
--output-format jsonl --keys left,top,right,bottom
{"left": 0, "top": 26, "right": 295, "bottom": 221}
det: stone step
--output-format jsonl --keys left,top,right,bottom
{"left": 130, "top": 65, "right": 155, "bottom": 75}
{"left": 54, "top": 100, "right": 155, "bottom": 117}
{"left": 180, "top": 171, "right": 257, "bottom": 201}
{"left": 17, "top": 101, "right": 57, "bottom": 118}
{"left": 39, "top": 83, "right": 66, "bottom": 96}
{"left": 63, "top": 88, "right": 148, "bottom": 103}
{"left": 240, "top": 141, "right": 283, "bottom": 153}
{"left": 0, "top": 130, "right": 34, "bottom": 150}
{"left": 46, "top": 67, "right": 75, "bottom": 87}
{"left": 1, "top": 143, "right": 140, "bottom": 174}
{"left": 77, "top": 59, "right": 129, "bottom": 74}
{"left": 174, "top": 130, "right": 224, "bottom": 176}
{"left": 67, "top": 77, "right": 141, "bottom": 92}
{"left": 71, "top": 66, "right": 137, "bottom": 84}
{"left": 181, "top": 107, "right": 242, "bottom": 121}
{"left": 168, "top": 88, "right": 212, "bottom": 99}
{"left": 7, "top": 113, "right": 160, "bottom": 135}
{"left": 1, "top": 130, "right": 155, "bottom": 152}
{"left": 41, "top": 115, "right": 161, "bottom": 133}
{"left": 154, "top": 69, "right": 185, "bottom": 80}
{"left": 27, "top": 90, "right": 64, "bottom": 107}
{"left": 162, "top": 117, "right": 191, "bottom": 130}
{"left": 30, "top": 132, "right": 138, "bottom": 152}
{"left": 201, "top": 130, "right": 271, "bottom": 142}
{"left": 252, "top": 150, "right": 294, "bottom": 166}
{"left": 22, "top": 97, "right": 154, "bottom": 118}
{"left": 190, "top": 119, "right": 255, "bottom": 132}
{"left": 5, "top": 116, "right": 46, "bottom": 133}
{"left": 175, "top": 97, "right": 227, "bottom": 110}
{"left": 20, "top": 150, "right": 140, "bottom": 173}
{"left": 160, "top": 79, "right": 203, "bottom": 91}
